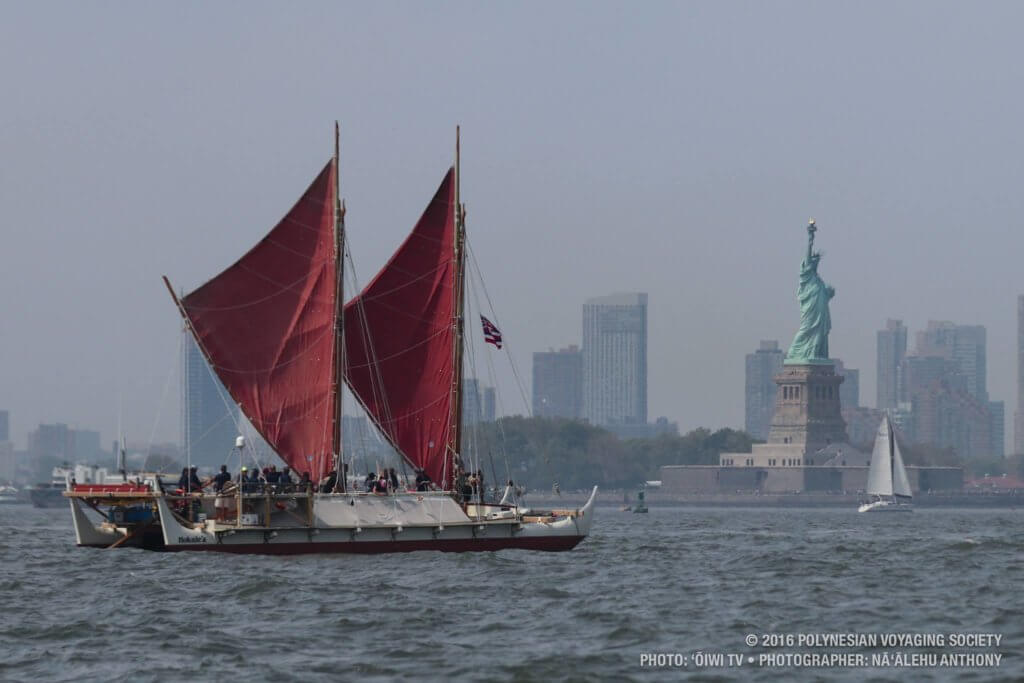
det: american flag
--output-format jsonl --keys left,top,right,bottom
{"left": 480, "top": 315, "right": 503, "bottom": 349}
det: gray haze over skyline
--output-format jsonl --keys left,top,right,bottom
{"left": 3, "top": 2, "right": 1024, "bottom": 451}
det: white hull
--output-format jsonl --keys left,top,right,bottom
{"left": 858, "top": 499, "right": 912, "bottom": 513}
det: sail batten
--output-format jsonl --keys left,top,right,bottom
{"left": 172, "top": 160, "right": 339, "bottom": 481}
{"left": 344, "top": 168, "right": 457, "bottom": 486}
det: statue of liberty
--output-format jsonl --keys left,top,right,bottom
{"left": 786, "top": 220, "right": 835, "bottom": 363}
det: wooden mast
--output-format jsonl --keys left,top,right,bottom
{"left": 447, "top": 126, "right": 468, "bottom": 490}
{"left": 331, "top": 121, "right": 347, "bottom": 491}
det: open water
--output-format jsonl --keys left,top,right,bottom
{"left": 1, "top": 504, "right": 1021, "bottom": 682}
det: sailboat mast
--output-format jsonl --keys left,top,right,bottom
{"left": 888, "top": 418, "right": 895, "bottom": 497}
{"left": 448, "top": 126, "right": 468, "bottom": 489}
{"left": 331, "top": 121, "right": 346, "bottom": 491}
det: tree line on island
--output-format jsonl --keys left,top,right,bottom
{"left": 36, "top": 416, "right": 1020, "bottom": 489}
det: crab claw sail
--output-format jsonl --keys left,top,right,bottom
{"left": 343, "top": 168, "right": 458, "bottom": 486}
{"left": 170, "top": 161, "right": 339, "bottom": 481}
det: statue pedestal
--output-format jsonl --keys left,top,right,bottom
{"left": 766, "top": 362, "right": 848, "bottom": 452}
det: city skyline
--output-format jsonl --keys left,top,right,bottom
{"left": 5, "top": 4, "right": 1024, "bottom": 454}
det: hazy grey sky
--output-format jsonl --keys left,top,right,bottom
{"left": 3, "top": 2, "right": 1024, "bottom": 450}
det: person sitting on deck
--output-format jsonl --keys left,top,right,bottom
{"left": 415, "top": 468, "right": 431, "bottom": 492}
{"left": 265, "top": 465, "right": 280, "bottom": 484}
{"left": 278, "top": 466, "right": 293, "bottom": 490}
{"left": 374, "top": 472, "right": 390, "bottom": 494}
{"left": 213, "top": 465, "right": 231, "bottom": 493}
{"left": 244, "top": 467, "right": 261, "bottom": 493}
{"left": 476, "top": 470, "right": 485, "bottom": 504}
{"left": 177, "top": 468, "right": 189, "bottom": 491}
{"left": 320, "top": 470, "right": 338, "bottom": 493}
{"left": 298, "top": 471, "right": 312, "bottom": 491}
{"left": 389, "top": 467, "right": 399, "bottom": 492}
{"left": 364, "top": 472, "right": 376, "bottom": 492}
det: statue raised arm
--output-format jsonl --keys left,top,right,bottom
{"left": 786, "top": 220, "right": 834, "bottom": 363}
{"left": 806, "top": 220, "right": 817, "bottom": 263}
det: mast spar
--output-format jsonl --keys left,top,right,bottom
{"left": 446, "top": 126, "right": 468, "bottom": 490}
{"left": 332, "top": 122, "right": 346, "bottom": 491}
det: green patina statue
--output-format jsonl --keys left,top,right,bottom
{"left": 786, "top": 220, "right": 834, "bottom": 364}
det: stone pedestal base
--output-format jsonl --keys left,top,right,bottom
{"left": 766, "top": 363, "right": 848, "bottom": 452}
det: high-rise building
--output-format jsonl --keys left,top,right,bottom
{"left": 1016, "top": 295, "right": 1024, "bottom": 455}
{"left": 915, "top": 321, "right": 987, "bottom": 402}
{"left": 877, "top": 319, "right": 907, "bottom": 410}
{"left": 482, "top": 387, "right": 496, "bottom": 423}
{"left": 834, "top": 359, "right": 860, "bottom": 411}
{"left": 0, "top": 410, "right": 8, "bottom": 442}
{"left": 744, "top": 340, "right": 784, "bottom": 440}
{"left": 532, "top": 345, "right": 583, "bottom": 419}
{"left": 27, "top": 423, "right": 104, "bottom": 463}
{"left": 28, "top": 423, "right": 72, "bottom": 461}
{"left": 990, "top": 400, "right": 1005, "bottom": 458}
{"left": 182, "top": 334, "right": 239, "bottom": 468}
{"left": 463, "top": 378, "right": 482, "bottom": 426}
{"left": 582, "top": 294, "right": 647, "bottom": 427}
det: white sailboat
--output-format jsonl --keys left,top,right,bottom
{"left": 858, "top": 414, "right": 913, "bottom": 513}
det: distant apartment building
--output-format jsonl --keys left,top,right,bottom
{"left": 27, "top": 423, "right": 103, "bottom": 462}
{"left": 834, "top": 360, "right": 860, "bottom": 410}
{"left": 990, "top": 400, "right": 1005, "bottom": 458}
{"left": 0, "top": 441, "right": 13, "bottom": 482}
{"left": 582, "top": 293, "right": 647, "bottom": 428}
{"left": 843, "top": 407, "right": 884, "bottom": 447}
{"left": 1017, "top": 295, "right": 1024, "bottom": 455}
{"left": 532, "top": 345, "right": 582, "bottom": 419}
{"left": 482, "top": 387, "right": 496, "bottom": 423}
{"left": 877, "top": 319, "right": 907, "bottom": 410}
{"left": 744, "top": 340, "right": 784, "bottom": 440}
{"left": 182, "top": 334, "right": 240, "bottom": 468}
{"left": 899, "top": 322, "right": 994, "bottom": 458}
{"left": 915, "top": 321, "right": 987, "bottom": 402}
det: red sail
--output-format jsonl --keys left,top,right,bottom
{"left": 344, "top": 169, "right": 457, "bottom": 486}
{"left": 176, "top": 161, "right": 338, "bottom": 481}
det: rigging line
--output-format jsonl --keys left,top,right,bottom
{"left": 200, "top": 325, "right": 334, "bottom": 374}
{"left": 261, "top": 234, "right": 335, "bottom": 261}
{"left": 146, "top": 330, "right": 183, "bottom": 463}
{"left": 466, "top": 239, "right": 532, "bottom": 416}
{"left": 348, "top": 291, "right": 456, "bottom": 327}
{"left": 465, "top": 280, "right": 502, "bottom": 496}
{"left": 351, "top": 252, "right": 454, "bottom": 291}
{"left": 343, "top": 327, "right": 448, "bottom": 370}
{"left": 351, "top": 260, "right": 454, "bottom": 302}
{"left": 346, "top": 255, "right": 397, "bottom": 436}
{"left": 184, "top": 263, "right": 333, "bottom": 312}
{"left": 280, "top": 210, "right": 333, "bottom": 235}
{"left": 344, "top": 249, "right": 408, "bottom": 472}
{"left": 466, "top": 258, "right": 511, "bottom": 490}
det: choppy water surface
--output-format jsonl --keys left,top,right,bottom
{"left": 1, "top": 505, "right": 1022, "bottom": 681}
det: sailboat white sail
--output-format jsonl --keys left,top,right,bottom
{"left": 859, "top": 414, "right": 912, "bottom": 513}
